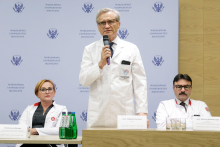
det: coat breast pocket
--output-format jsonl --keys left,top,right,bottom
{"left": 119, "top": 64, "right": 131, "bottom": 80}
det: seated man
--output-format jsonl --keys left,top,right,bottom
{"left": 156, "top": 74, "right": 211, "bottom": 129}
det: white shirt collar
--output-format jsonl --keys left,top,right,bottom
{"left": 175, "top": 97, "right": 190, "bottom": 106}
{"left": 111, "top": 36, "right": 119, "bottom": 45}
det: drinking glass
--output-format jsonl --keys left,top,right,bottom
{"left": 180, "top": 118, "right": 186, "bottom": 130}
{"left": 166, "top": 118, "right": 171, "bottom": 130}
{"left": 171, "top": 118, "right": 176, "bottom": 130}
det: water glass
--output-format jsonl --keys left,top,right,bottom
{"left": 166, "top": 118, "right": 171, "bottom": 130}
{"left": 26, "top": 109, "right": 32, "bottom": 138}
{"left": 176, "top": 118, "right": 181, "bottom": 130}
{"left": 180, "top": 118, "right": 186, "bottom": 130}
{"left": 171, "top": 118, "right": 176, "bottom": 130}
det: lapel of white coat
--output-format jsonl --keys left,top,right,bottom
{"left": 112, "top": 38, "right": 123, "bottom": 60}
{"left": 97, "top": 38, "right": 103, "bottom": 55}
{"left": 29, "top": 104, "right": 38, "bottom": 128}
{"left": 187, "top": 101, "right": 193, "bottom": 118}
{"left": 45, "top": 102, "right": 56, "bottom": 122}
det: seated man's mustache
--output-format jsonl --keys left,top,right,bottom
{"left": 179, "top": 92, "right": 187, "bottom": 95}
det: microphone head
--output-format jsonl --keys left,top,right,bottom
{"left": 103, "top": 35, "right": 109, "bottom": 45}
{"left": 103, "top": 35, "right": 109, "bottom": 41}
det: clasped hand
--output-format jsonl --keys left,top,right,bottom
{"left": 99, "top": 45, "right": 111, "bottom": 69}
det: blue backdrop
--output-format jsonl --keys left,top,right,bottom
{"left": 0, "top": 0, "right": 178, "bottom": 146}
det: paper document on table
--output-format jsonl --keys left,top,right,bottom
{"left": 117, "top": 115, "right": 147, "bottom": 130}
{"left": 193, "top": 117, "right": 220, "bottom": 131}
{"left": 0, "top": 124, "right": 28, "bottom": 138}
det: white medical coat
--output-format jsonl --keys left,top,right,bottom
{"left": 156, "top": 98, "right": 211, "bottom": 129}
{"left": 79, "top": 36, "right": 148, "bottom": 128}
{"left": 16, "top": 101, "right": 67, "bottom": 147}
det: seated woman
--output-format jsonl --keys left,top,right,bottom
{"left": 17, "top": 79, "right": 67, "bottom": 147}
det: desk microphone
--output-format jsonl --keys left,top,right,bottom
{"left": 103, "top": 35, "right": 110, "bottom": 65}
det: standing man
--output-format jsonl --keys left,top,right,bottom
{"left": 156, "top": 74, "right": 211, "bottom": 129}
{"left": 79, "top": 8, "right": 148, "bottom": 128}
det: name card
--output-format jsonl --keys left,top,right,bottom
{"left": 0, "top": 124, "right": 28, "bottom": 138}
{"left": 117, "top": 115, "right": 147, "bottom": 129}
{"left": 193, "top": 117, "right": 220, "bottom": 131}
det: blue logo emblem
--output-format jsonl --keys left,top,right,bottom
{"left": 47, "top": 28, "right": 59, "bottom": 39}
{"left": 80, "top": 110, "right": 87, "bottom": 121}
{"left": 82, "top": 2, "right": 94, "bottom": 13}
{"left": 9, "top": 110, "right": 21, "bottom": 121}
{"left": 152, "top": 112, "right": 156, "bottom": 121}
{"left": 118, "top": 28, "right": 129, "bottom": 39}
{"left": 152, "top": 55, "right": 164, "bottom": 66}
{"left": 13, "top": 2, "right": 25, "bottom": 13}
{"left": 54, "top": 84, "right": 58, "bottom": 90}
{"left": 152, "top": 2, "right": 164, "bottom": 12}
{"left": 11, "top": 55, "right": 23, "bottom": 66}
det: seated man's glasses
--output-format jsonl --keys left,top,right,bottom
{"left": 39, "top": 87, "right": 54, "bottom": 93}
{"left": 174, "top": 85, "right": 191, "bottom": 91}
{"left": 98, "top": 19, "right": 117, "bottom": 27}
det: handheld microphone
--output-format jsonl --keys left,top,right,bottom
{"left": 103, "top": 35, "right": 110, "bottom": 65}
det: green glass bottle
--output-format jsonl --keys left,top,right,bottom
{"left": 65, "top": 112, "right": 73, "bottom": 139}
{"left": 59, "top": 112, "right": 66, "bottom": 139}
{"left": 72, "top": 112, "right": 78, "bottom": 139}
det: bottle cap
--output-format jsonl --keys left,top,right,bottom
{"left": 72, "top": 112, "right": 75, "bottom": 114}
{"left": 62, "top": 112, "right": 66, "bottom": 115}
{"left": 68, "top": 112, "right": 72, "bottom": 114}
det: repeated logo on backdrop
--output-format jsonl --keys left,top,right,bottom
{"left": 152, "top": 55, "right": 164, "bottom": 66}
{"left": 149, "top": 84, "right": 167, "bottom": 93}
{"left": 47, "top": 28, "right": 59, "bottom": 39}
{"left": 11, "top": 55, "right": 23, "bottom": 66}
{"left": 78, "top": 84, "right": 90, "bottom": 93}
{"left": 54, "top": 84, "right": 58, "bottom": 91}
{"left": 45, "top": 4, "right": 62, "bottom": 12}
{"left": 80, "top": 110, "right": 87, "bottom": 121}
{"left": 152, "top": 112, "right": 156, "bottom": 121}
{"left": 9, "top": 110, "right": 21, "bottom": 121}
{"left": 7, "top": 83, "right": 25, "bottom": 92}
{"left": 9, "top": 30, "right": 26, "bottom": 38}
{"left": 114, "top": 3, "right": 132, "bottom": 12}
{"left": 152, "top": 2, "right": 164, "bottom": 12}
{"left": 82, "top": 2, "right": 94, "bottom": 13}
{"left": 150, "top": 29, "right": 167, "bottom": 38}
{"left": 117, "top": 28, "right": 129, "bottom": 39}
{"left": 13, "top": 2, "right": 24, "bottom": 13}
{"left": 43, "top": 56, "right": 60, "bottom": 65}
{"left": 79, "top": 30, "right": 97, "bottom": 38}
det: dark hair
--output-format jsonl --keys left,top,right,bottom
{"left": 173, "top": 74, "right": 192, "bottom": 86}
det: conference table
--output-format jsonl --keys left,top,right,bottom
{"left": 0, "top": 135, "right": 82, "bottom": 146}
{"left": 82, "top": 128, "right": 220, "bottom": 147}
{"left": 1, "top": 128, "right": 220, "bottom": 147}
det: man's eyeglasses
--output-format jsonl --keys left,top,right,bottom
{"left": 97, "top": 19, "right": 117, "bottom": 27}
{"left": 174, "top": 85, "right": 192, "bottom": 91}
{"left": 39, "top": 87, "right": 54, "bottom": 93}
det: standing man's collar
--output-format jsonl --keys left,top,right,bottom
{"left": 175, "top": 97, "right": 191, "bottom": 106}
{"left": 111, "top": 36, "right": 119, "bottom": 45}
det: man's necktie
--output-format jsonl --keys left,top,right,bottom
{"left": 109, "top": 42, "right": 114, "bottom": 58}
{"left": 180, "top": 102, "right": 187, "bottom": 112}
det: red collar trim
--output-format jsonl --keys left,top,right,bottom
{"left": 175, "top": 99, "right": 177, "bottom": 104}
{"left": 175, "top": 99, "right": 192, "bottom": 106}
{"left": 34, "top": 102, "right": 41, "bottom": 106}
